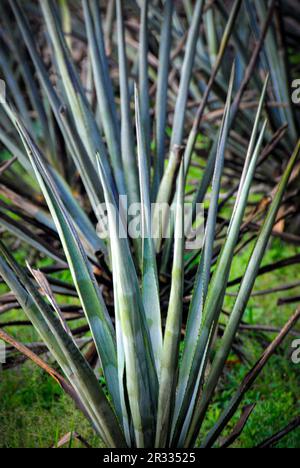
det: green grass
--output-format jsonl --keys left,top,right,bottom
{"left": 0, "top": 237, "right": 299, "bottom": 448}
{"left": 0, "top": 363, "right": 101, "bottom": 448}
{"left": 201, "top": 237, "right": 300, "bottom": 448}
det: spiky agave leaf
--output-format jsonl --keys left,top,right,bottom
{"left": 116, "top": 0, "right": 140, "bottom": 208}
{"left": 135, "top": 85, "right": 162, "bottom": 372}
{"left": 0, "top": 243, "right": 125, "bottom": 448}
{"left": 188, "top": 138, "right": 300, "bottom": 447}
{"left": 0, "top": 0, "right": 299, "bottom": 450}
{"left": 97, "top": 154, "right": 158, "bottom": 448}
{"left": 152, "top": 0, "right": 174, "bottom": 197}
{"left": 3, "top": 102, "right": 122, "bottom": 424}
{"left": 171, "top": 64, "right": 236, "bottom": 446}
{"left": 155, "top": 162, "right": 185, "bottom": 448}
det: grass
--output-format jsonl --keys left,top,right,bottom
{"left": 0, "top": 363, "right": 101, "bottom": 448}
{"left": 202, "top": 237, "right": 300, "bottom": 448}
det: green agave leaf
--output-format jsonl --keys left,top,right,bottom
{"left": 232, "top": 75, "right": 270, "bottom": 219}
{"left": 103, "top": 0, "right": 115, "bottom": 54}
{"left": 159, "top": 0, "right": 242, "bottom": 271}
{"left": 194, "top": 138, "right": 300, "bottom": 447}
{"left": 0, "top": 49, "right": 34, "bottom": 137}
{"left": 39, "top": 0, "right": 124, "bottom": 198}
{"left": 216, "top": 0, "right": 260, "bottom": 92}
{"left": 153, "top": 146, "right": 183, "bottom": 254}
{"left": 253, "top": 0, "right": 297, "bottom": 145}
{"left": 97, "top": 153, "right": 158, "bottom": 448}
{"left": 171, "top": 0, "right": 205, "bottom": 148}
{"left": 0, "top": 243, "right": 125, "bottom": 448}
{"left": 180, "top": 97, "right": 270, "bottom": 447}
{"left": 5, "top": 105, "right": 123, "bottom": 426}
{"left": 92, "top": 0, "right": 117, "bottom": 115}
{"left": 59, "top": 0, "right": 72, "bottom": 50}
{"left": 205, "top": 6, "right": 218, "bottom": 66}
{"left": 51, "top": 169, "right": 106, "bottom": 255}
{"left": 135, "top": 85, "right": 162, "bottom": 373}
{"left": 1, "top": 1, "right": 106, "bottom": 256}
{"left": 155, "top": 163, "right": 185, "bottom": 448}
{"left": 171, "top": 64, "right": 235, "bottom": 446}
{"left": 114, "top": 298, "right": 132, "bottom": 447}
{"left": 1, "top": 96, "right": 106, "bottom": 256}
{"left": 82, "top": 0, "right": 123, "bottom": 188}
{"left": 183, "top": 0, "right": 242, "bottom": 174}
{"left": 185, "top": 119, "right": 269, "bottom": 447}
{"left": 139, "top": 0, "right": 151, "bottom": 169}
{"left": 116, "top": 0, "right": 140, "bottom": 207}
{"left": 191, "top": 0, "right": 275, "bottom": 222}
{"left": 152, "top": 0, "right": 174, "bottom": 198}
{"left": 0, "top": 249, "right": 70, "bottom": 370}
{"left": 9, "top": 142, "right": 104, "bottom": 255}
{"left": 0, "top": 2, "right": 50, "bottom": 149}
{"left": 183, "top": 0, "right": 193, "bottom": 21}
{"left": 9, "top": 0, "right": 109, "bottom": 233}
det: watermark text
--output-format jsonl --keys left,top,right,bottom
{"left": 291, "top": 339, "right": 300, "bottom": 364}
{"left": 96, "top": 198, "right": 205, "bottom": 251}
{"left": 0, "top": 340, "right": 6, "bottom": 366}
{"left": 292, "top": 79, "right": 300, "bottom": 104}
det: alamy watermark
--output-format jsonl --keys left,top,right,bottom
{"left": 96, "top": 197, "right": 205, "bottom": 251}
{"left": 292, "top": 79, "right": 300, "bottom": 104}
{"left": 291, "top": 339, "right": 300, "bottom": 365}
{"left": 0, "top": 340, "right": 6, "bottom": 367}
{"left": 0, "top": 79, "right": 6, "bottom": 104}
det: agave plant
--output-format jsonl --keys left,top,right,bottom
{"left": 0, "top": 0, "right": 299, "bottom": 448}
